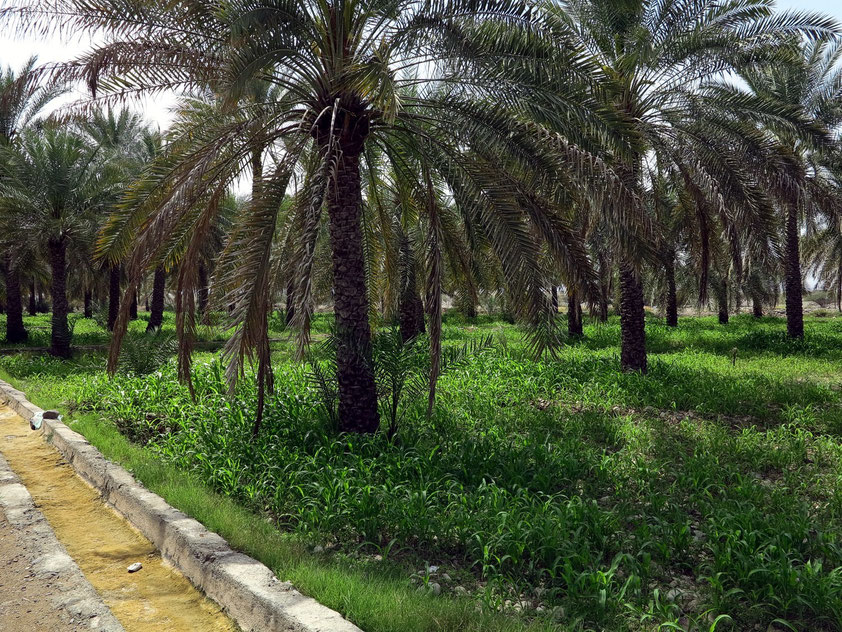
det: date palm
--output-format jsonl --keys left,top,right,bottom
{"left": 739, "top": 36, "right": 842, "bottom": 338}
{"left": 19, "top": 0, "right": 618, "bottom": 432}
{"left": 0, "top": 57, "right": 62, "bottom": 342}
{"left": 0, "top": 125, "right": 118, "bottom": 356}
{"left": 556, "top": 0, "right": 838, "bottom": 370}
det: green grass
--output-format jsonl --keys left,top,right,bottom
{"left": 0, "top": 310, "right": 336, "bottom": 349}
{"left": 3, "top": 311, "right": 842, "bottom": 631}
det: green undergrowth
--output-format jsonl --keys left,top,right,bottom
{"left": 0, "top": 310, "right": 335, "bottom": 349}
{"left": 0, "top": 368, "right": 550, "bottom": 632}
{"left": 3, "top": 312, "right": 842, "bottom": 631}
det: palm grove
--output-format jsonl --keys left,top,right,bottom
{"left": 1, "top": 0, "right": 841, "bottom": 435}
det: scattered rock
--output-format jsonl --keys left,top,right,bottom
{"left": 551, "top": 605, "right": 565, "bottom": 622}
{"left": 429, "top": 582, "right": 441, "bottom": 595}
{"left": 665, "top": 588, "right": 681, "bottom": 602}
{"left": 312, "top": 545, "right": 324, "bottom": 554}
{"left": 127, "top": 562, "right": 142, "bottom": 573}
{"left": 441, "top": 573, "right": 452, "bottom": 582}
{"left": 454, "top": 585, "right": 468, "bottom": 596}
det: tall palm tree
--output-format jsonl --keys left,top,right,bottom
{"left": 740, "top": 36, "right": 842, "bottom": 338}
{"left": 81, "top": 108, "right": 153, "bottom": 330}
{"left": 0, "top": 57, "right": 62, "bottom": 343}
{"left": 39, "top": 0, "right": 613, "bottom": 433}
{"left": 557, "top": 0, "right": 839, "bottom": 370}
{"left": 1, "top": 126, "right": 116, "bottom": 356}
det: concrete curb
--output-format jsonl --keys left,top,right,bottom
{"left": 0, "top": 379, "right": 363, "bottom": 632}
{"left": 0, "top": 452, "right": 125, "bottom": 631}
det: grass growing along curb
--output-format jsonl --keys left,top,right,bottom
{"left": 0, "top": 370, "right": 555, "bottom": 632}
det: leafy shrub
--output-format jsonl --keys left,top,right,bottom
{"left": 118, "top": 331, "right": 178, "bottom": 375}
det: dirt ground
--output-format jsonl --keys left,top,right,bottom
{"left": 0, "top": 511, "right": 83, "bottom": 632}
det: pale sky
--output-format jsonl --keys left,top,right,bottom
{"left": 0, "top": 0, "right": 840, "bottom": 132}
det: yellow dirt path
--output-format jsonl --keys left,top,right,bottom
{"left": 0, "top": 406, "right": 237, "bottom": 632}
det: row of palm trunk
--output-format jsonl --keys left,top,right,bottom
{"left": 1, "top": 259, "right": 169, "bottom": 355}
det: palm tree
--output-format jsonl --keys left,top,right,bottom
{"left": 558, "top": 0, "right": 839, "bottom": 370}
{"left": 0, "top": 57, "right": 62, "bottom": 343}
{"left": 43, "top": 0, "right": 613, "bottom": 433}
{"left": 740, "top": 36, "right": 842, "bottom": 338}
{"left": 81, "top": 108, "right": 153, "bottom": 330}
{"left": 1, "top": 126, "right": 116, "bottom": 357}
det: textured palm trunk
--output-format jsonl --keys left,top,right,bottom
{"left": 665, "top": 249, "right": 678, "bottom": 327}
{"left": 48, "top": 238, "right": 71, "bottom": 358}
{"left": 398, "top": 232, "right": 425, "bottom": 343}
{"left": 838, "top": 264, "right": 842, "bottom": 312}
{"left": 147, "top": 267, "right": 165, "bottom": 332}
{"left": 567, "top": 287, "right": 583, "bottom": 337}
{"left": 618, "top": 155, "right": 647, "bottom": 371}
{"left": 785, "top": 201, "right": 804, "bottom": 338}
{"left": 619, "top": 262, "right": 647, "bottom": 372}
{"left": 129, "top": 291, "right": 138, "bottom": 320}
{"left": 598, "top": 251, "right": 610, "bottom": 323}
{"left": 717, "top": 278, "right": 729, "bottom": 325}
{"left": 752, "top": 293, "right": 763, "bottom": 318}
{"left": 325, "top": 145, "right": 379, "bottom": 433}
{"left": 84, "top": 290, "right": 92, "bottom": 318}
{"left": 551, "top": 285, "right": 559, "bottom": 314}
{"left": 28, "top": 280, "right": 37, "bottom": 316}
{"left": 108, "top": 264, "right": 120, "bottom": 331}
{"left": 2, "top": 255, "right": 27, "bottom": 342}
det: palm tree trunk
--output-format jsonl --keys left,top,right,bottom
{"left": 28, "top": 280, "right": 36, "bottom": 316}
{"left": 567, "top": 287, "right": 583, "bottom": 337}
{"left": 718, "top": 278, "right": 729, "bottom": 325}
{"left": 838, "top": 263, "right": 842, "bottom": 313}
{"left": 752, "top": 293, "right": 763, "bottom": 318}
{"left": 836, "top": 261, "right": 842, "bottom": 312}
{"left": 2, "top": 255, "right": 27, "bottom": 342}
{"left": 619, "top": 261, "right": 647, "bottom": 372}
{"left": 598, "top": 251, "right": 610, "bottom": 323}
{"left": 130, "top": 291, "right": 138, "bottom": 320}
{"left": 551, "top": 285, "right": 559, "bottom": 314}
{"left": 399, "top": 232, "right": 425, "bottom": 342}
{"left": 147, "top": 267, "right": 165, "bottom": 332}
{"left": 325, "top": 146, "right": 379, "bottom": 433}
{"left": 48, "top": 238, "right": 71, "bottom": 358}
{"left": 785, "top": 201, "right": 804, "bottom": 338}
{"left": 83, "top": 290, "right": 92, "bottom": 318}
{"left": 665, "top": 249, "right": 678, "bottom": 327}
{"left": 108, "top": 264, "right": 120, "bottom": 331}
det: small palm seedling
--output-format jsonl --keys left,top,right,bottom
{"left": 118, "top": 330, "right": 177, "bottom": 375}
